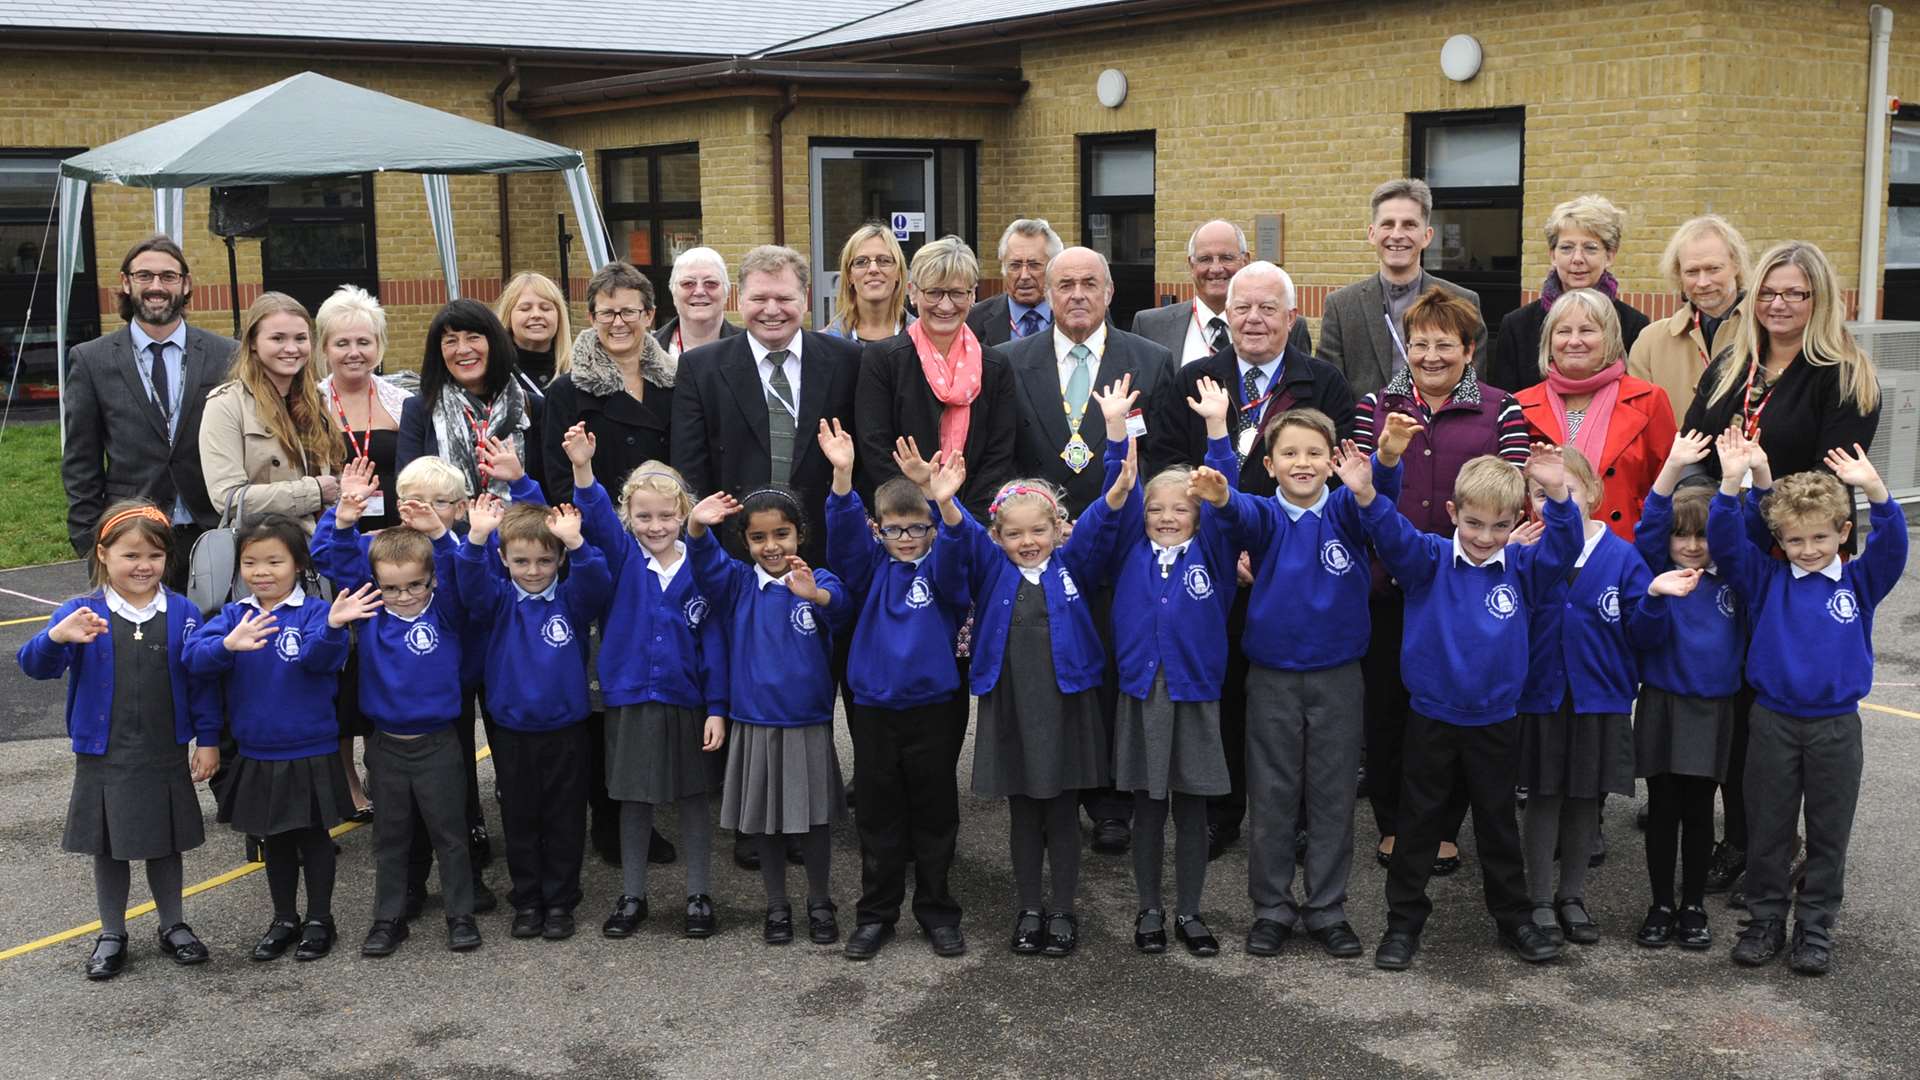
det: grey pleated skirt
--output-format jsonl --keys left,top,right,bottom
{"left": 1114, "top": 671, "right": 1231, "bottom": 800}
{"left": 1518, "top": 700, "right": 1636, "bottom": 799}
{"left": 973, "top": 583, "right": 1109, "bottom": 799}
{"left": 607, "top": 701, "right": 723, "bottom": 804}
{"left": 1634, "top": 687, "right": 1736, "bottom": 782}
{"left": 215, "top": 752, "right": 354, "bottom": 836}
{"left": 720, "top": 722, "right": 844, "bottom": 834}
{"left": 63, "top": 755, "right": 205, "bottom": 861}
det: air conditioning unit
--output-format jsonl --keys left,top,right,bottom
{"left": 1846, "top": 320, "right": 1920, "bottom": 502}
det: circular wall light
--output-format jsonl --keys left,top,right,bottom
{"left": 1096, "top": 68, "right": 1128, "bottom": 108}
{"left": 1441, "top": 35, "right": 1483, "bottom": 82}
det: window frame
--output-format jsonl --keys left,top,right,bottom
{"left": 259, "top": 172, "right": 380, "bottom": 310}
{"left": 600, "top": 142, "right": 702, "bottom": 301}
{"left": 0, "top": 147, "right": 100, "bottom": 406}
{"left": 1410, "top": 107, "right": 1526, "bottom": 327}
{"left": 1079, "top": 130, "right": 1157, "bottom": 327}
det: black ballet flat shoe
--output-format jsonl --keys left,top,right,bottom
{"left": 684, "top": 895, "right": 716, "bottom": 939}
{"left": 360, "top": 919, "right": 409, "bottom": 957}
{"left": 648, "top": 828, "right": 677, "bottom": 865}
{"left": 807, "top": 900, "right": 840, "bottom": 945}
{"left": 293, "top": 918, "right": 335, "bottom": 961}
{"left": 1374, "top": 841, "right": 1394, "bottom": 869}
{"left": 1431, "top": 851, "right": 1463, "bottom": 876}
{"left": 468, "top": 824, "right": 493, "bottom": 870}
{"left": 446, "top": 915, "right": 482, "bottom": 952}
{"left": 843, "top": 921, "right": 894, "bottom": 960}
{"left": 764, "top": 903, "right": 795, "bottom": 945}
{"left": 1675, "top": 905, "right": 1713, "bottom": 951}
{"left": 1373, "top": 930, "right": 1419, "bottom": 971}
{"left": 251, "top": 916, "right": 302, "bottom": 961}
{"left": 1556, "top": 896, "right": 1600, "bottom": 946}
{"left": 1635, "top": 905, "right": 1674, "bottom": 949}
{"left": 928, "top": 924, "right": 966, "bottom": 957}
{"left": 732, "top": 834, "right": 760, "bottom": 871}
{"left": 157, "top": 922, "right": 209, "bottom": 966}
{"left": 542, "top": 907, "right": 576, "bottom": 941}
{"left": 1309, "top": 921, "right": 1364, "bottom": 959}
{"left": 1134, "top": 909, "right": 1168, "bottom": 954}
{"left": 512, "top": 908, "right": 547, "bottom": 939}
{"left": 603, "top": 896, "right": 646, "bottom": 938}
{"left": 1244, "top": 918, "right": 1293, "bottom": 957}
{"left": 1175, "top": 915, "right": 1219, "bottom": 957}
{"left": 1010, "top": 909, "right": 1046, "bottom": 955}
{"left": 1041, "top": 912, "right": 1079, "bottom": 957}
{"left": 85, "top": 932, "right": 128, "bottom": 981}
{"left": 1092, "top": 819, "right": 1131, "bottom": 855}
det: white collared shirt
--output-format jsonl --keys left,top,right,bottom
{"left": 104, "top": 585, "right": 167, "bottom": 625}
{"left": 1236, "top": 353, "right": 1283, "bottom": 401}
{"left": 1572, "top": 523, "right": 1607, "bottom": 569}
{"left": 129, "top": 321, "right": 191, "bottom": 524}
{"left": 1452, "top": 532, "right": 1509, "bottom": 569}
{"left": 1279, "top": 487, "right": 1331, "bottom": 522}
{"left": 753, "top": 563, "right": 792, "bottom": 590}
{"left": 1018, "top": 558, "right": 1051, "bottom": 585}
{"left": 512, "top": 578, "right": 559, "bottom": 602}
{"left": 241, "top": 585, "right": 307, "bottom": 612}
{"left": 1790, "top": 558, "right": 1845, "bottom": 582}
{"left": 748, "top": 332, "right": 803, "bottom": 419}
{"left": 1180, "top": 297, "right": 1230, "bottom": 365}
{"left": 1149, "top": 538, "right": 1193, "bottom": 572}
{"left": 1054, "top": 323, "right": 1109, "bottom": 397}
{"left": 646, "top": 541, "right": 688, "bottom": 590}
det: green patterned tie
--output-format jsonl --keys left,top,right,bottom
{"left": 1065, "top": 343, "right": 1092, "bottom": 431}
{"left": 765, "top": 351, "right": 796, "bottom": 482}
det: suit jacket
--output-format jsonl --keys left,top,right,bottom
{"left": 1130, "top": 300, "right": 1310, "bottom": 366}
{"left": 997, "top": 327, "right": 1177, "bottom": 517}
{"left": 1161, "top": 343, "right": 1358, "bottom": 498}
{"left": 652, "top": 317, "right": 743, "bottom": 352}
{"left": 854, "top": 332, "right": 1019, "bottom": 520}
{"left": 965, "top": 294, "right": 1021, "bottom": 349}
{"left": 61, "top": 324, "right": 235, "bottom": 553}
{"left": 670, "top": 330, "right": 862, "bottom": 565}
{"left": 1315, "top": 273, "right": 1483, "bottom": 401}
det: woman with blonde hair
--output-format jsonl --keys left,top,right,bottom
{"left": 825, "top": 223, "right": 913, "bottom": 343}
{"left": 495, "top": 271, "right": 573, "bottom": 386}
{"left": 1487, "top": 195, "right": 1651, "bottom": 394}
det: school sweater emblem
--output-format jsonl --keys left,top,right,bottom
{"left": 1058, "top": 567, "right": 1080, "bottom": 600}
{"left": 274, "top": 627, "right": 303, "bottom": 662}
{"left": 684, "top": 596, "right": 709, "bottom": 628}
{"left": 790, "top": 603, "right": 818, "bottom": 635}
{"left": 905, "top": 577, "right": 934, "bottom": 609}
{"left": 1597, "top": 586, "right": 1621, "bottom": 624}
{"left": 1485, "top": 584, "right": 1520, "bottom": 620}
{"left": 1184, "top": 565, "right": 1214, "bottom": 600}
{"left": 541, "top": 614, "right": 574, "bottom": 648}
{"left": 1827, "top": 588, "right": 1860, "bottom": 624}
{"left": 1715, "top": 585, "right": 1737, "bottom": 619}
{"left": 404, "top": 621, "right": 440, "bottom": 655}
{"left": 1320, "top": 540, "right": 1354, "bottom": 576}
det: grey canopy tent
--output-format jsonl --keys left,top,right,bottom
{"left": 52, "top": 70, "right": 614, "bottom": 425}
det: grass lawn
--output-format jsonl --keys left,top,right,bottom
{"left": 0, "top": 420, "right": 71, "bottom": 569}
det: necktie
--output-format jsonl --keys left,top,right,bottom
{"left": 1207, "top": 316, "right": 1229, "bottom": 353}
{"left": 1065, "top": 344, "right": 1093, "bottom": 430}
{"left": 764, "top": 351, "right": 797, "bottom": 482}
{"left": 146, "top": 341, "right": 173, "bottom": 430}
{"left": 1237, "top": 366, "right": 1264, "bottom": 463}
{"left": 1016, "top": 308, "right": 1044, "bottom": 339}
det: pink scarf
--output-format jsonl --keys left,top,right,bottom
{"left": 1543, "top": 361, "right": 1625, "bottom": 463}
{"left": 909, "top": 320, "right": 983, "bottom": 454}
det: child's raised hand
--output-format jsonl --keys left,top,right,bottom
{"left": 1525, "top": 442, "right": 1568, "bottom": 498}
{"left": 1714, "top": 423, "right": 1753, "bottom": 483}
{"left": 1379, "top": 412, "right": 1425, "bottom": 463}
{"left": 1666, "top": 430, "right": 1713, "bottom": 471}
{"left": 892, "top": 436, "right": 935, "bottom": 490}
{"left": 1648, "top": 567, "right": 1703, "bottom": 598}
{"left": 817, "top": 418, "right": 856, "bottom": 474}
{"left": 547, "top": 504, "right": 584, "bottom": 548}
{"left": 928, "top": 449, "right": 967, "bottom": 505}
{"left": 1091, "top": 372, "right": 1139, "bottom": 425}
{"left": 340, "top": 456, "right": 379, "bottom": 505}
{"left": 1332, "top": 439, "right": 1375, "bottom": 495}
{"left": 785, "top": 556, "right": 830, "bottom": 605}
{"left": 223, "top": 608, "right": 279, "bottom": 652}
{"left": 1509, "top": 519, "right": 1545, "bottom": 547}
{"left": 397, "top": 498, "right": 446, "bottom": 537}
{"left": 47, "top": 606, "right": 110, "bottom": 645}
{"left": 1186, "top": 465, "right": 1231, "bottom": 507}
{"left": 701, "top": 715, "right": 727, "bottom": 752}
{"left": 1187, "top": 376, "right": 1232, "bottom": 426}
{"left": 689, "top": 491, "right": 740, "bottom": 528}
{"left": 561, "top": 421, "right": 597, "bottom": 468}
{"left": 480, "top": 436, "right": 524, "bottom": 484}
{"left": 1105, "top": 437, "right": 1139, "bottom": 509}
{"left": 467, "top": 493, "right": 505, "bottom": 540}
{"left": 328, "top": 583, "right": 383, "bottom": 628}
{"left": 1825, "top": 442, "right": 1888, "bottom": 499}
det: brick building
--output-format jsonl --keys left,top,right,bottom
{"left": 4, "top": 0, "right": 1918, "bottom": 395}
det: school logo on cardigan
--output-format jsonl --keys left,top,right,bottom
{"left": 541, "top": 614, "right": 574, "bottom": 648}
{"left": 274, "top": 627, "right": 303, "bottom": 662}
{"left": 1184, "top": 565, "right": 1214, "bottom": 600}
{"left": 1484, "top": 584, "right": 1520, "bottom": 620}
{"left": 684, "top": 597, "right": 709, "bottom": 628}
{"left": 1596, "top": 586, "right": 1621, "bottom": 624}
{"left": 404, "top": 621, "right": 441, "bottom": 655}
{"left": 905, "top": 577, "right": 934, "bottom": 609}
{"left": 1827, "top": 588, "right": 1860, "bottom": 624}
{"left": 1058, "top": 567, "right": 1080, "bottom": 600}
{"left": 790, "top": 603, "right": 818, "bottom": 636}
{"left": 1715, "top": 586, "right": 1737, "bottom": 619}
{"left": 1320, "top": 540, "right": 1354, "bottom": 576}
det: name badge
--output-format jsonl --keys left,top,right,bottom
{"left": 364, "top": 494, "right": 387, "bottom": 519}
{"left": 1237, "top": 425, "right": 1260, "bottom": 459}
{"left": 1125, "top": 410, "right": 1148, "bottom": 440}
{"left": 1061, "top": 433, "right": 1094, "bottom": 474}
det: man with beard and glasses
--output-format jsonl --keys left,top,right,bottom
{"left": 62, "top": 234, "right": 236, "bottom": 589}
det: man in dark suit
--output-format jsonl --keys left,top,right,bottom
{"left": 1131, "top": 219, "right": 1309, "bottom": 366}
{"left": 62, "top": 233, "right": 235, "bottom": 590}
{"left": 1158, "top": 260, "right": 1357, "bottom": 862}
{"left": 964, "top": 218, "right": 1062, "bottom": 349}
{"left": 671, "top": 244, "right": 861, "bottom": 570}
{"left": 1316, "top": 179, "right": 1483, "bottom": 401}
{"left": 997, "top": 245, "right": 1178, "bottom": 855}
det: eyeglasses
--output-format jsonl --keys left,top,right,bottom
{"left": 593, "top": 307, "right": 648, "bottom": 323}
{"left": 1003, "top": 259, "right": 1046, "bottom": 274}
{"left": 850, "top": 255, "right": 897, "bottom": 270}
{"left": 917, "top": 288, "right": 973, "bottom": 308}
{"left": 128, "top": 270, "right": 184, "bottom": 286}
{"left": 1757, "top": 289, "right": 1812, "bottom": 305}
{"left": 1406, "top": 340, "right": 1463, "bottom": 357}
{"left": 1553, "top": 242, "right": 1607, "bottom": 258}
{"left": 378, "top": 579, "right": 433, "bottom": 599}
{"left": 878, "top": 523, "right": 934, "bottom": 540}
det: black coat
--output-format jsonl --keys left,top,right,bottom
{"left": 396, "top": 389, "right": 551, "bottom": 504}
{"left": 854, "top": 332, "right": 1019, "bottom": 520}
{"left": 669, "top": 330, "right": 862, "bottom": 565}
{"left": 540, "top": 373, "right": 673, "bottom": 500}
{"left": 1160, "top": 343, "right": 1358, "bottom": 498}
{"left": 1484, "top": 295, "right": 1650, "bottom": 395}
{"left": 1683, "top": 350, "right": 1882, "bottom": 482}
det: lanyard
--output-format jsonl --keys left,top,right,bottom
{"left": 464, "top": 399, "right": 497, "bottom": 482}
{"left": 673, "top": 325, "right": 682, "bottom": 357}
{"left": 1740, "top": 355, "right": 1779, "bottom": 440}
{"left": 1690, "top": 306, "right": 1716, "bottom": 369}
{"left": 330, "top": 382, "right": 375, "bottom": 461}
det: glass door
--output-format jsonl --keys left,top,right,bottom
{"left": 809, "top": 146, "right": 937, "bottom": 328}
{"left": 1413, "top": 109, "right": 1525, "bottom": 329}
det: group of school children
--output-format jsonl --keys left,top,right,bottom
{"left": 19, "top": 366, "right": 1907, "bottom": 981}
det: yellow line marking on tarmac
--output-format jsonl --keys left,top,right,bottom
{"left": 0, "top": 615, "right": 50, "bottom": 628}
{"left": 0, "top": 744, "right": 494, "bottom": 962}
{"left": 1863, "top": 701, "right": 1920, "bottom": 721}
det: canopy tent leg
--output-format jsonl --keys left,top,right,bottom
{"left": 563, "top": 165, "right": 612, "bottom": 273}
{"left": 54, "top": 176, "right": 89, "bottom": 447}
{"left": 424, "top": 173, "right": 460, "bottom": 302}
{"left": 152, "top": 187, "right": 184, "bottom": 240}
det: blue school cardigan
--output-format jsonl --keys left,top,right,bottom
{"left": 315, "top": 519, "right": 469, "bottom": 733}
{"left": 454, "top": 537, "right": 609, "bottom": 732}
{"left": 825, "top": 489, "right": 967, "bottom": 710}
{"left": 1516, "top": 528, "right": 1657, "bottom": 715}
{"left": 1628, "top": 489, "right": 1744, "bottom": 699}
{"left": 688, "top": 528, "right": 850, "bottom": 727}
{"left": 17, "top": 589, "right": 222, "bottom": 755}
{"left": 183, "top": 594, "right": 349, "bottom": 760}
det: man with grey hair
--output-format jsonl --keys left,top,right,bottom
{"left": 1316, "top": 179, "right": 1483, "bottom": 400}
{"left": 654, "top": 245, "right": 741, "bottom": 359}
{"left": 966, "top": 218, "right": 1064, "bottom": 348}
{"left": 1132, "top": 220, "right": 1310, "bottom": 365}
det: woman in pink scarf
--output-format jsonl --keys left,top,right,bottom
{"left": 1516, "top": 288, "right": 1678, "bottom": 539}
{"left": 852, "top": 235, "right": 1019, "bottom": 518}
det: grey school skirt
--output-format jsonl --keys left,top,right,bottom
{"left": 64, "top": 755, "right": 205, "bottom": 861}
{"left": 1518, "top": 700, "right": 1636, "bottom": 800}
{"left": 215, "top": 752, "right": 355, "bottom": 837}
{"left": 720, "top": 722, "right": 844, "bottom": 835}
{"left": 1634, "top": 686, "right": 1736, "bottom": 782}
{"left": 606, "top": 701, "right": 724, "bottom": 804}
{"left": 1114, "top": 671, "right": 1231, "bottom": 800}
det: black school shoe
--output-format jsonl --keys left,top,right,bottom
{"left": 603, "top": 896, "right": 647, "bottom": 938}
{"left": 1134, "top": 909, "right": 1168, "bottom": 954}
{"left": 361, "top": 919, "right": 409, "bottom": 957}
{"left": 1703, "top": 842, "right": 1745, "bottom": 893}
{"left": 252, "top": 915, "right": 302, "bottom": 961}
{"left": 1041, "top": 912, "right": 1079, "bottom": 957}
{"left": 157, "top": 923, "right": 210, "bottom": 965}
{"left": 764, "top": 903, "right": 795, "bottom": 945}
{"left": 1788, "top": 922, "right": 1831, "bottom": 976}
{"left": 1636, "top": 905, "right": 1674, "bottom": 949}
{"left": 1245, "top": 918, "right": 1293, "bottom": 957}
{"left": 807, "top": 900, "right": 840, "bottom": 945}
{"left": 511, "top": 908, "right": 546, "bottom": 939}
{"left": 85, "top": 932, "right": 128, "bottom": 981}
{"left": 1373, "top": 930, "right": 1419, "bottom": 971}
{"left": 684, "top": 895, "right": 716, "bottom": 939}
{"left": 928, "top": 924, "right": 966, "bottom": 957}
{"left": 1674, "top": 905, "right": 1713, "bottom": 950}
{"left": 471, "top": 877, "right": 499, "bottom": 915}
{"left": 1174, "top": 915, "right": 1219, "bottom": 957}
{"left": 446, "top": 915, "right": 482, "bottom": 952}
{"left": 1555, "top": 897, "right": 1600, "bottom": 945}
{"left": 1500, "top": 922, "right": 1564, "bottom": 963}
{"left": 294, "top": 918, "right": 335, "bottom": 961}
{"left": 1206, "top": 824, "right": 1239, "bottom": 862}
{"left": 1010, "top": 909, "right": 1045, "bottom": 955}
{"left": 844, "top": 922, "right": 894, "bottom": 960}
{"left": 469, "top": 824, "right": 493, "bottom": 870}
{"left": 542, "top": 907, "right": 576, "bottom": 941}
{"left": 1731, "top": 917, "right": 1785, "bottom": 966}
{"left": 1309, "top": 921, "right": 1364, "bottom": 959}
{"left": 732, "top": 833, "right": 760, "bottom": 871}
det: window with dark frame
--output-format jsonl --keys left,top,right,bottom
{"left": 1882, "top": 108, "right": 1920, "bottom": 320}
{"left": 1081, "top": 131, "right": 1156, "bottom": 327}
{"left": 602, "top": 143, "right": 702, "bottom": 305}
{"left": 1411, "top": 108, "right": 1525, "bottom": 329}
{"left": 0, "top": 149, "right": 98, "bottom": 406}
{"left": 261, "top": 173, "right": 379, "bottom": 318}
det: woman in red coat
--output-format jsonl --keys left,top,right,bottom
{"left": 1516, "top": 288, "right": 1677, "bottom": 539}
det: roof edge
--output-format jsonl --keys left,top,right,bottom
{"left": 766, "top": 0, "right": 1306, "bottom": 59}
{"left": 515, "top": 58, "right": 1028, "bottom": 115}
{"left": 0, "top": 25, "right": 712, "bottom": 67}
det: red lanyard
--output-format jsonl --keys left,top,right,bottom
{"left": 1690, "top": 307, "right": 1711, "bottom": 369}
{"left": 1740, "top": 355, "right": 1778, "bottom": 440}
{"left": 464, "top": 400, "right": 496, "bottom": 482}
{"left": 673, "top": 325, "right": 682, "bottom": 356}
{"left": 330, "top": 382, "right": 375, "bottom": 461}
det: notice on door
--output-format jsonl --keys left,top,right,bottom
{"left": 889, "top": 211, "right": 926, "bottom": 240}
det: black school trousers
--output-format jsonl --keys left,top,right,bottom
{"left": 1385, "top": 711, "right": 1529, "bottom": 937}
{"left": 849, "top": 694, "right": 969, "bottom": 929}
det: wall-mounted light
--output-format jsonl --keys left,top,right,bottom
{"left": 1096, "top": 68, "right": 1128, "bottom": 108}
{"left": 1441, "top": 35, "right": 1483, "bottom": 82}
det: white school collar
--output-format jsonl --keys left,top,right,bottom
{"left": 1017, "top": 557, "right": 1052, "bottom": 585}
{"left": 1451, "top": 532, "right": 1507, "bottom": 569}
{"left": 1280, "top": 487, "right": 1330, "bottom": 522}
{"left": 104, "top": 585, "right": 167, "bottom": 625}
{"left": 1790, "top": 558, "right": 1845, "bottom": 582}
{"left": 241, "top": 585, "right": 307, "bottom": 612}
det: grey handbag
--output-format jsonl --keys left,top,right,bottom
{"left": 185, "top": 487, "right": 247, "bottom": 615}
